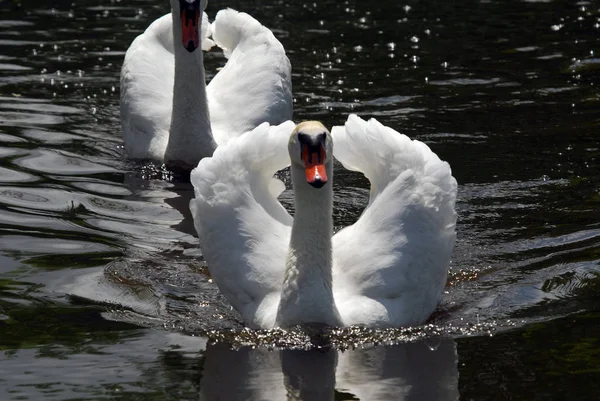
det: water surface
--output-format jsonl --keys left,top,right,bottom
{"left": 1, "top": 0, "right": 600, "bottom": 399}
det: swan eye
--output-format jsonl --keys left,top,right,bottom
{"left": 299, "top": 133, "right": 328, "bottom": 187}
{"left": 297, "top": 132, "right": 326, "bottom": 146}
{"left": 298, "top": 133, "right": 327, "bottom": 165}
{"left": 297, "top": 132, "right": 309, "bottom": 143}
{"left": 179, "top": 0, "right": 200, "bottom": 12}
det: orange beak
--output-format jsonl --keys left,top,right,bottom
{"left": 181, "top": 9, "right": 200, "bottom": 52}
{"left": 301, "top": 144, "right": 328, "bottom": 188}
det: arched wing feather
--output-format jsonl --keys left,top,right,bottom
{"left": 207, "top": 9, "right": 293, "bottom": 145}
{"left": 190, "top": 121, "right": 296, "bottom": 328}
{"left": 331, "top": 115, "right": 457, "bottom": 327}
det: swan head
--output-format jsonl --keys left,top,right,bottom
{"left": 289, "top": 121, "right": 332, "bottom": 189}
{"left": 173, "top": 0, "right": 207, "bottom": 52}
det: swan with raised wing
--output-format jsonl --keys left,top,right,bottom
{"left": 190, "top": 115, "right": 457, "bottom": 328}
{"left": 120, "top": 0, "right": 292, "bottom": 173}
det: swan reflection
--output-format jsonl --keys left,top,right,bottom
{"left": 199, "top": 337, "right": 458, "bottom": 401}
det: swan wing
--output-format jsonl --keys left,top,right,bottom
{"left": 331, "top": 115, "right": 457, "bottom": 327}
{"left": 207, "top": 9, "right": 293, "bottom": 145}
{"left": 190, "top": 121, "right": 296, "bottom": 328}
{"left": 120, "top": 12, "right": 214, "bottom": 161}
{"left": 120, "top": 14, "right": 173, "bottom": 161}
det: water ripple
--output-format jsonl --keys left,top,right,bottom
{"left": 0, "top": 110, "right": 64, "bottom": 126}
{"left": 0, "top": 166, "right": 38, "bottom": 183}
{"left": 1, "top": 234, "right": 114, "bottom": 255}
{"left": 0, "top": 1, "right": 599, "bottom": 398}
{"left": 15, "top": 149, "right": 119, "bottom": 175}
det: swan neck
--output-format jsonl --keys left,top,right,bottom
{"left": 290, "top": 170, "right": 333, "bottom": 242}
{"left": 276, "top": 162, "right": 341, "bottom": 328}
{"left": 164, "top": 10, "right": 215, "bottom": 171}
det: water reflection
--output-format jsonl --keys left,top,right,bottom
{"left": 1, "top": 316, "right": 457, "bottom": 401}
{"left": 200, "top": 338, "right": 458, "bottom": 401}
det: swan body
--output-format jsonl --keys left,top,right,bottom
{"left": 120, "top": 0, "right": 292, "bottom": 172}
{"left": 190, "top": 115, "right": 457, "bottom": 329}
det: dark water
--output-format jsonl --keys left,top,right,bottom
{"left": 1, "top": 0, "right": 599, "bottom": 399}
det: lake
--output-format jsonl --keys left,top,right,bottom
{"left": 1, "top": 0, "right": 599, "bottom": 399}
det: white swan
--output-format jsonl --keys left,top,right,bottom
{"left": 189, "top": 115, "right": 457, "bottom": 328}
{"left": 120, "top": 0, "right": 292, "bottom": 173}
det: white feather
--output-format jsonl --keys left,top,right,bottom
{"left": 190, "top": 121, "right": 295, "bottom": 328}
{"left": 190, "top": 114, "right": 457, "bottom": 328}
{"left": 331, "top": 116, "right": 457, "bottom": 327}
{"left": 207, "top": 9, "right": 293, "bottom": 145}
{"left": 120, "top": 4, "right": 292, "bottom": 169}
